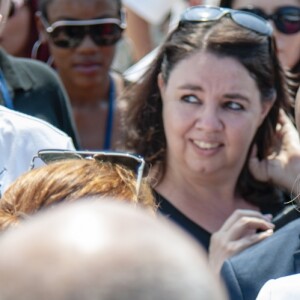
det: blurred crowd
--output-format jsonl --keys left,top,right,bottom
{"left": 0, "top": 0, "right": 299, "bottom": 299}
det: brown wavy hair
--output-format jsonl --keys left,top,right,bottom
{"left": 0, "top": 159, "right": 156, "bottom": 231}
{"left": 121, "top": 16, "right": 292, "bottom": 211}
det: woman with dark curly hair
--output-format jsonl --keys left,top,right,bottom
{"left": 121, "top": 5, "right": 296, "bottom": 273}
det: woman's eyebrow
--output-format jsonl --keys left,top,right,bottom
{"left": 178, "top": 84, "right": 203, "bottom": 91}
{"left": 223, "top": 93, "right": 250, "bottom": 102}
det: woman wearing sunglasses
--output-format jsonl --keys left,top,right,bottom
{"left": 36, "top": 0, "right": 126, "bottom": 150}
{"left": 219, "top": 0, "right": 300, "bottom": 96}
{"left": 121, "top": 5, "right": 294, "bottom": 274}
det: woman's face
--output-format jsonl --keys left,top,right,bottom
{"left": 0, "top": 0, "right": 31, "bottom": 57}
{"left": 231, "top": 0, "right": 300, "bottom": 70}
{"left": 158, "top": 51, "right": 273, "bottom": 178}
{"left": 40, "top": 0, "right": 119, "bottom": 89}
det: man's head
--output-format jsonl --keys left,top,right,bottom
{"left": 0, "top": 200, "right": 227, "bottom": 300}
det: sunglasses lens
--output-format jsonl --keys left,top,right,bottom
{"left": 93, "top": 154, "right": 148, "bottom": 176}
{"left": 49, "top": 23, "right": 122, "bottom": 48}
{"left": 182, "top": 6, "right": 222, "bottom": 21}
{"left": 90, "top": 23, "right": 123, "bottom": 46}
{"left": 275, "top": 7, "right": 300, "bottom": 34}
{"left": 239, "top": 8, "right": 268, "bottom": 20}
{"left": 232, "top": 11, "right": 272, "bottom": 35}
{"left": 50, "top": 25, "right": 85, "bottom": 48}
{"left": 39, "top": 152, "right": 83, "bottom": 163}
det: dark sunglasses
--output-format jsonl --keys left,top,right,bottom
{"left": 30, "top": 149, "right": 148, "bottom": 196}
{"left": 239, "top": 6, "right": 300, "bottom": 35}
{"left": 180, "top": 5, "right": 273, "bottom": 36}
{"left": 39, "top": 12, "right": 126, "bottom": 48}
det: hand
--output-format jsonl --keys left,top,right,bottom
{"left": 208, "top": 209, "right": 274, "bottom": 274}
{"left": 249, "top": 110, "right": 300, "bottom": 192}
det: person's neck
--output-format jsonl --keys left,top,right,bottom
{"left": 155, "top": 166, "right": 258, "bottom": 233}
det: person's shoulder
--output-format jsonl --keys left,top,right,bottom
{"left": 233, "top": 217, "right": 300, "bottom": 262}
{"left": 221, "top": 218, "right": 300, "bottom": 300}
{"left": 7, "top": 55, "right": 62, "bottom": 88}
{"left": 0, "top": 106, "right": 71, "bottom": 138}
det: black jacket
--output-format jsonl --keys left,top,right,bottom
{"left": 221, "top": 218, "right": 300, "bottom": 300}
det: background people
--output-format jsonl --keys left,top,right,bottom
{"left": 121, "top": 5, "right": 292, "bottom": 273}
{"left": 0, "top": 200, "right": 228, "bottom": 300}
{"left": 0, "top": 154, "right": 155, "bottom": 231}
{"left": 0, "top": 0, "right": 79, "bottom": 147}
{"left": 219, "top": 0, "right": 300, "bottom": 97}
{"left": 36, "top": 0, "right": 126, "bottom": 150}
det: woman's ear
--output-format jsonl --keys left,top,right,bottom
{"left": 157, "top": 73, "right": 166, "bottom": 97}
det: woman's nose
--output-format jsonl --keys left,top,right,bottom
{"left": 195, "top": 105, "right": 224, "bottom": 131}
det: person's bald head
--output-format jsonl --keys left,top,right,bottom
{"left": 0, "top": 199, "right": 227, "bottom": 300}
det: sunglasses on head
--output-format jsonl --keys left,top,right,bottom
{"left": 239, "top": 6, "right": 300, "bottom": 35}
{"left": 30, "top": 149, "right": 149, "bottom": 196}
{"left": 39, "top": 12, "right": 126, "bottom": 48}
{"left": 180, "top": 5, "right": 273, "bottom": 36}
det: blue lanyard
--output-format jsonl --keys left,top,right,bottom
{"left": 103, "top": 76, "right": 115, "bottom": 150}
{"left": 0, "top": 71, "right": 14, "bottom": 109}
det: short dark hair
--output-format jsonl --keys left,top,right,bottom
{"left": 122, "top": 17, "right": 292, "bottom": 211}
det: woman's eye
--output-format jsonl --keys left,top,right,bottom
{"left": 181, "top": 95, "right": 199, "bottom": 103}
{"left": 224, "top": 101, "right": 244, "bottom": 111}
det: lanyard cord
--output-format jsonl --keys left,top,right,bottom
{"left": 103, "top": 75, "right": 115, "bottom": 150}
{"left": 0, "top": 71, "right": 14, "bottom": 110}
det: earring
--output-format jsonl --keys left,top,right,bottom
{"left": 31, "top": 39, "right": 53, "bottom": 66}
{"left": 31, "top": 39, "right": 42, "bottom": 60}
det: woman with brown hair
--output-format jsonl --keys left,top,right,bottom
{"left": 121, "top": 5, "right": 295, "bottom": 273}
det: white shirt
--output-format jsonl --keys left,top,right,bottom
{"left": 0, "top": 106, "right": 75, "bottom": 194}
{"left": 256, "top": 274, "right": 300, "bottom": 300}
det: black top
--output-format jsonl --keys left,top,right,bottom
{"left": 154, "top": 191, "right": 211, "bottom": 251}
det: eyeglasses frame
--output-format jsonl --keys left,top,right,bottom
{"left": 30, "top": 149, "right": 148, "bottom": 197}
